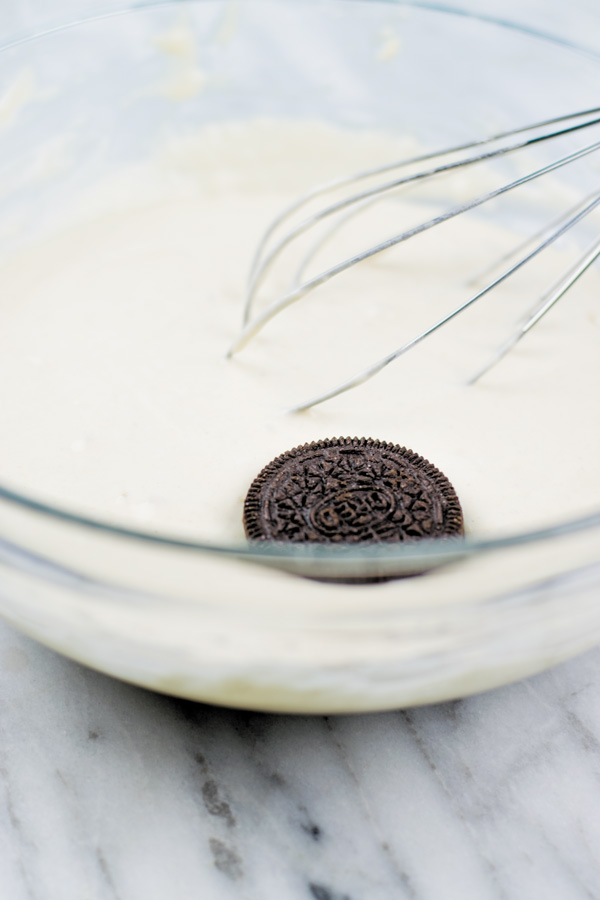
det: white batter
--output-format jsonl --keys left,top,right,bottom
{"left": 0, "top": 119, "right": 597, "bottom": 549}
{"left": 0, "top": 118, "right": 598, "bottom": 711}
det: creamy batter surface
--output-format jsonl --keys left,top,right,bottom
{"left": 0, "top": 119, "right": 598, "bottom": 546}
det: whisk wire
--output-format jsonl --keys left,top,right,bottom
{"left": 466, "top": 188, "right": 600, "bottom": 289}
{"left": 243, "top": 109, "right": 600, "bottom": 325}
{"left": 235, "top": 109, "right": 600, "bottom": 412}
{"left": 468, "top": 231, "right": 600, "bottom": 384}
{"left": 288, "top": 189, "right": 600, "bottom": 412}
{"left": 230, "top": 137, "right": 600, "bottom": 358}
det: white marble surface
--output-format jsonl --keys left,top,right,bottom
{"left": 3, "top": 621, "right": 600, "bottom": 900}
{"left": 2, "top": 1, "right": 600, "bottom": 898}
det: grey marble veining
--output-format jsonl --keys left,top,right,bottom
{"left": 2, "top": 617, "right": 600, "bottom": 900}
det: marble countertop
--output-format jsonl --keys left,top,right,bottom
{"left": 3, "top": 624, "right": 600, "bottom": 900}
{"left": 2, "top": 1, "right": 600, "bottom": 898}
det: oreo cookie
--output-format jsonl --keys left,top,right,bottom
{"left": 244, "top": 437, "right": 463, "bottom": 580}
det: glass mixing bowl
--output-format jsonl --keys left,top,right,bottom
{"left": 0, "top": 0, "right": 599, "bottom": 712}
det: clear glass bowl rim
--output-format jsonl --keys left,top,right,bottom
{"left": 1, "top": 0, "right": 599, "bottom": 572}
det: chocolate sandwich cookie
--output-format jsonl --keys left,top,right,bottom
{"left": 244, "top": 437, "right": 463, "bottom": 581}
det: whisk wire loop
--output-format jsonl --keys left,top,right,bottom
{"left": 234, "top": 109, "right": 600, "bottom": 411}
{"left": 230, "top": 137, "right": 600, "bottom": 359}
{"left": 243, "top": 109, "right": 600, "bottom": 325}
{"left": 468, "top": 232, "right": 600, "bottom": 384}
{"left": 289, "top": 190, "right": 600, "bottom": 412}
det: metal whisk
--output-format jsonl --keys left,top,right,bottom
{"left": 227, "top": 108, "right": 600, "bottom": 411}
